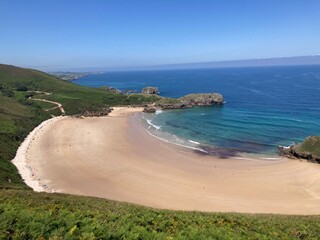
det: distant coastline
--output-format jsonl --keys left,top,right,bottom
{"left": 49, "top": 71, "right": 105, "bottom": 81}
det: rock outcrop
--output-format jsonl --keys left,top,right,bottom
{"left": 180, "top": 93, "right": 224, "bottom": 106}
{"left": 100, "top": 86, "right": 121, "bottom": 94}
{"left": 279, "top": 136, "right": 320, "bottom": 163}
{"left": 142, "top": 87, "right": 159, "bottom": 95}
{"left": 143, "top": 107, "right": 157, "bottom": 113}
{"left": 155, "top": 93, "right": 224, "bottom": 109}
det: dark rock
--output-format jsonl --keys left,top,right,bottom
{"left": 142, "top": 86, "right": 159, "bottom": 95}
{"left": 143, "top": 107, "right": 157, "bottom": 113}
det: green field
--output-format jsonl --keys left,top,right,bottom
{"left": 1, "top": 64, "right": 320, "bottom": 239}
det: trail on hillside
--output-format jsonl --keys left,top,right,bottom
{"left": 28, "top": 91, "right": 65, "bottom": 115}
{"left": 31, "top": 98, "right": 65, "bottom": 115}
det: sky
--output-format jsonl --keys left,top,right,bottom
{"left": 1, "top": 0, "right": 320, "bottom": 71}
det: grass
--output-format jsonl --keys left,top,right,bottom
{"left": 28, "top": 100, "right": 57, "bottom": 110}
{"left": 1, "top": 64, "right": 320, "bottom": 239}
{"left": 295, "top": 136, "right": 320, "bottom": 157}
{"left": 0, "top": 64, "right": 159, "bottom": 116}
{"left": 0, "top": 94, "right": 50, "bottom": 189}
{"left": 1, "top": 190, "right": 320, "bottom": 240}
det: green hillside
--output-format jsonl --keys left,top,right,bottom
{"left": 0, "top": 64, "right": 159, "bottom": 115}
{"left": 0, "top": 64, "right": 159, "bottom": 189}
{"left": 0, "top": 64, "right": 320, "bottom": 239}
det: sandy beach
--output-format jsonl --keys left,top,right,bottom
{"left": 19, "top": 107, "right": 320, "bottom": 214}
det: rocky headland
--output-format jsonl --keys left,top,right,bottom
{"left": 142, "top": 86, "right": 159, "bottom": 95}
{"left": 140, "top": 86, "right": 224, "bottom": 111}
{"left": 279, "top": 136, "right": 320, "bottom": 163}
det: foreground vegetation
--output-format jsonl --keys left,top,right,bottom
{"left": 1, "top": 190, "right": 320, "bottom": 240}
{"left": 1, "top": 64, "right": 320, "bottom": 239}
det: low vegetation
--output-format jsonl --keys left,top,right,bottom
{"left": 1, "top": 190, "right": 320, "bottom": 240}
{"left": 0, "top": 64, "right": 320, "bottom": 239}
{"left": 295, "top": 136, "right": 320, "bottom": 157}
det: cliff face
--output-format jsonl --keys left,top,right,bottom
{"left": 279, "top": 136, "right": 320, "bottom": 163}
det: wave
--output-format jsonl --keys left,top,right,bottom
{"left": 143, "top": 127, "right": 210, "bottom": 154}
{"left": 155, "top": 110, "right": 163, "bottom": 115}
{"left": 188, "top": 140, "right": 200, "bottom": 144}
{"left": 146, "top": 119, "right": 161, "bottom": 130}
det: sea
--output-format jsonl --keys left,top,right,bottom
{"left": 74, "top": 65, "right": 320, "bottom": 159}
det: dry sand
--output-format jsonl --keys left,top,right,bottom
{"left": 22, "top": 107, "right": 320, "bottom": 214}
{"left": 12, "top": 116, "right": 65, "bottom": 192}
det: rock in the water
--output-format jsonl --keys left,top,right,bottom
{"left": 279, "top": 136, "right": 320, "bottom": 163}
{"left": 143, "top": 107, "right": 157, "bottom": 113}
{"left": 156, "top": 93, "right": 224, "bottom": 109}
{"left": 142, "top": 86, "right": 159, "bottom": 95}
{"left": 180, "top": 93, "right": 224, "bottom": 106}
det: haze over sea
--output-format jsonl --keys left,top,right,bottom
{"left": 75, "top": 65, "right": 320, "bottom": 157}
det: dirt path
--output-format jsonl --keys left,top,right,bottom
{"left": 28, "top": 91, "right": 65, "bottom": 115}
{"left": 31, "top": 98, "right": 65, "bottom": 115}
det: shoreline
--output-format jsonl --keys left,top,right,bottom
{"left": 13, "top": 107, "right": 320, "bottom": 214}
{"left": 141, "top": 113, "right": 284, "bottom": 161}
{"left": 11, "top": 116, "right": 66, "bottom": 192}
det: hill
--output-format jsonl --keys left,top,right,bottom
{"left": 0, "top": 64, "right": 159, "bottom": 115}
{"left": 0, "top": 64, "right": 158, "bottom": 189}
{"left": 1, "top": 64, "right": 320, "bottom": 239}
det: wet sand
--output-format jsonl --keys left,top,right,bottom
{"left": 24, "top": 107, "right": 320, "bottom": 214}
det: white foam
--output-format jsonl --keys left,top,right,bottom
{"left": 188, "top": 139, "right": 200, "bottom": 144}
{"left": 142, "top": 126, "right": 209, "bottom": 154}
{"left": 155, "top": 110, "right": 163, "bottom": 115}
{"left": 146, "top": 119, "right": 161, "bottom": 130}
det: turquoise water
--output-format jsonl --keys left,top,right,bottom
{"left": 75, "top": 65, "right": 320, "bottom": 156}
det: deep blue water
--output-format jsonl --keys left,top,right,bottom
{"left": 75, "top": 65, "right": 320, "bottom": 156}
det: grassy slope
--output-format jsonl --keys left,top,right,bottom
{"left": 1, "top": 64, "right": 320, "bottom": 239}
{"left": 295, "top": 136, "right": 320, "bottom": 157}
{"left": 0, "top": 94, "right": 50, "bottom": 189}
{"left": 1, "top": 190, "right": 320, "bottom": 240}
{"left": 0, "top": 64, "right": 159, "bottom": 115}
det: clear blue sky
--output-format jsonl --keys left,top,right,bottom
{"left": 1, "top": 0, "right": 320, "bottom": 70}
